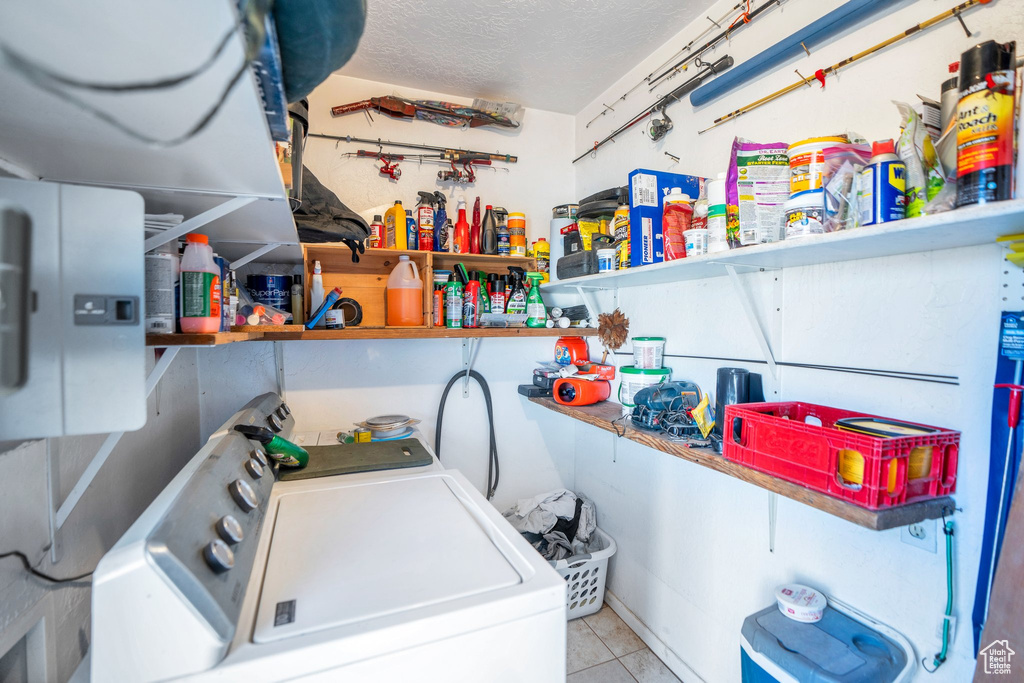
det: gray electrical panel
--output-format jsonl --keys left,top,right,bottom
{"left": 0, "top": 178, "right": 146, "bottom": 439}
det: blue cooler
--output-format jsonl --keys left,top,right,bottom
{"left": 740, "top": 605, "right": 909, "bottom": 683}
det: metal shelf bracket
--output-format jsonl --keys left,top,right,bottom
{"left": 462, "top": 338, "right": 481, "bottom": 397}
{"left": 725, "top": 264, "right": 779, "bottom": 381}
{"left": 54, "top": 347, "right": 180, "bottom": 528}
{"left": 144, "top": 195, "right": 257, "bottom": 252}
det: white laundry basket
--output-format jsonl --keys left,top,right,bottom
{"left": 551, "top": 527, "right": 616, "bottom": 620}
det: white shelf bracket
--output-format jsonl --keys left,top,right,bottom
{"left": 574, "top": 285, "right": 603, "bottom": 321}
{"left": 462, "top": 338, "right": 481, "bottom": 397}
{"left": 725, "top": 264, "right": 779, "bottom": 381}
{"left": 55, "top": 347, "right": 180, "bottom": 528}
{"left": 144, "top": 195, "right": 257, "bottom": 252}
{"left": 230, "top": 242, "right": 285, "bottom": 270}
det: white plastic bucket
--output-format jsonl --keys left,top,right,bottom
{"left": 631, "top": 337, "right": 666, "bottom": 369}
{"left": 618, "top": 366, "right": 671, "bottom": 407}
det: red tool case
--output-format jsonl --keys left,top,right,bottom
{"left": 723, "top": 402, "right": 959, "bottom": 509}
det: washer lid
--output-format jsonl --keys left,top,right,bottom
{"left": 253, "top": 475, "right": 523, "bottom": 643}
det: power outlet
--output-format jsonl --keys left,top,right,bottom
{"left": 901, "top": 520, "right": 937, "bottom": 553}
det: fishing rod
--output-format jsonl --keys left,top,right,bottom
{"left": 647, "top": 0, "right": 785, "bottom": 92}
{"left": 574, "top": 55, "right": 734, "bottom": 164}
{"left": 699, "top": 0, "right": 993, "bottom": 134}
{"left": 584, "top": 2, "right": 744, "bottom": 129}
{"left": 308, "top": 132, "right": 518, "bottom": 163}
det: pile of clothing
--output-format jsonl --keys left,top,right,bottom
{"left": 503, "top": 489, "right": 597, "bottom": 561}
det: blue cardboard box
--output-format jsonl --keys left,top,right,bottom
{"left": 627, "top": 169, "right": 704, "bottom": 267}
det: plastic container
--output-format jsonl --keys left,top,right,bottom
{"left": 417, "top": 205, "right": 434, "bottom": 251}
{"left": 179, "top": 233, "right": 222, "bottom": 333}
{"left": 618, "top": 366, "right": 672, "bottom": 408}
{"left": 309, "top": 260, "right": 326, "bottom": 329}
{"left": 784, "top": 190, "right": 826, "bottom": 240}
{"left": 385, "top": 200, "right": 405, "bottom": 249}
{"left": 508, "top": 213, "right": 527, "bottom": 257}
{"left": 775, "top": 584, "right": 827, "bottom": 623}
{"left": 554, "top": 336, "right": 589, "bottom": 366}
{"left": 596, "top": 248, "right": 616, "bottom": 273}
{"left": 534, "top": 238, "right": 550, "bottom": 275}
{"left": 787, "top": 137, "right": 847, "bottom": 196}
{"left": 552, "top": 527, "right": 616, "bottom": 620}
{"left": 662, "top": 188, "right": 692, "bottom": 261}
{"left": 723, "top": 401, "right": 960, "bottom": 510}
{"left": 405, "top": 210, "right": 417, "bottom": 251}
{"left": 706, "top": 173, "right": 729, "bottom": 254}
{"left": 481, "top": 205, "right": 498, "bottom": 255}
{"left": 631, "top": 337, "right": 665, "bottom": 369}
{"left": 741, "top": 600, "right": 914, "bottom": 682}
{"left": 453, "top": 199, "right": 470, "bottom": 254}
{"left": 385, "top": 255, "right": 423, "bottom": 326}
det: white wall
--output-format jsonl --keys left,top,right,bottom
{"left": 303, "top": 73, "right": 577, "bottom": 245}
{"left": 212, "top": 76, "right": 580, "bottom": 511}
{"left": 197, "top": 338, "right": 575, "bottom": 512}
{"left": 569, "top": 1, "right": 1023, "bottom": 681}
{"left": 0, "top": 350, "right": 201, "bottom": 682}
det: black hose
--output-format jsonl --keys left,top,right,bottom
{"left": 435, "top": 370, "right": 500, "bottom": 500}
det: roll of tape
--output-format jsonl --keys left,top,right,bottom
{"left": 336, "top": 297, "right": 363, "bottom": 326}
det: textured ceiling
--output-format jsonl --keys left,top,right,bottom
{"left": 339, "top": 0, "right": 719, "bottom": 114}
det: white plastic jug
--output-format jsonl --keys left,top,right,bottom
{"left": 386, "top": 255, "right": 423, "bottom": 326}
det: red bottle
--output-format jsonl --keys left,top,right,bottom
{"left": 453, "top": 199, "right": 470, "bottom": 254}
{"left": 469, "top": 196, "right": 482, "bottom": 254}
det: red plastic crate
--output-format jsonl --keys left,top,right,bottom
{"left": 722, "top": 402, "right": 959, "bottom": 510}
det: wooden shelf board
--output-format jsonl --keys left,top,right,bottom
{"left": 528, "top": 397, "right": 953, "bottom": 531}
{"left": 542, "top": 199, "right": 1024, "bottom": 293}
{"left": 260, "top": 326, "right": 596, "bottom": 341}
{"left": 146, "top": 331, "right": 261, "bottom": 347}
{"left": 148, "top": 326, "right": 595, "bottom": 344}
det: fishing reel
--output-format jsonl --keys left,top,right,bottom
{"left": 648, "top": 107, "right": 673, "bottom": 141}
{"left": 377, "top": 154, "right": 401, "bottom": 180}
{"left": 437, "top": 158, "right": 489, "bottom": 184}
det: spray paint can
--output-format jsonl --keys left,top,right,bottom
{"left": 956, "top": 41, "right": 1017, "bottom": 207}
{"left": 463, "top": 280, "right": 479, "bottom": 328}
{"left": 369, "top": 215, "right": 385, "bottom": 248}
{"left": 445, "top": 280, "right": 463, "bottom": 329}
{"left": 433, "top": 285, "right": 444, "bottom": 326}
{"left": 859, "top": 140, "right": 906, "bottom": 226}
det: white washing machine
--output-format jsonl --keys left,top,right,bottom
{"left": 86, "top": 393, "right": 566, "bottom": 682}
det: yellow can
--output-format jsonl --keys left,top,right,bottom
{"left": 508, "top": 212, "right": 527, "bottom": 257}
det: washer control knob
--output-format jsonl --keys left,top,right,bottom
{"left": 267, "top": 413, "right": 283, "bottom": 432}
{"left": 276, "top": 406, "right": 288, "bottom": 420}
{"left": 216, "top": 515, "right": 244, "bottom": 544}
{"left": 280, "top": 402, "right": 291, "bottom": 416}
{"left": 228, "top": 479, "right": 258, "bottom": 512}
{"left": 203, "top": 539, "right": 235, "bottom": 572}
{"left": 244, "top": 458, "right": 264, "bottom": 480}
{"left": 250, "top": 448, "right": 268, "bottom": 467}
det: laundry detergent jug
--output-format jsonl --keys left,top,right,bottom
{"left": 386, "top": 255, "right": 423, "bottom": 326}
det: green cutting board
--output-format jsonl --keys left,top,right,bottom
{"left": 279, "top": 438, "right": 433, "bottom": 481}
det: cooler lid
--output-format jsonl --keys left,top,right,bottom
{"left": 253, "top": 475, "right": 523, "bottom": 643}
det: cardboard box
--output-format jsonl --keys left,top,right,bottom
{"left": 627, "top": 170, "right": 704, "bottom": 267}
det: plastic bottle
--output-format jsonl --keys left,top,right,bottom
{"left": 478, "top": 275, "right": 490, "bottom": 314}
{"left": 481, "top": 205, "right": 498, "bottom": 254}
{"left": 453, "top": 198, "right": 470, "bottom": 254}
{"left": 290, "top": 274, "right": 304, "bottom": 325}
{"left": 440, "top": 219, "right": 453, "bottom": 252}
{"left": 369, "top": 215, "right": 385, "bottom": 248}
{"left": 611, "top": 200, "right": 630, "bottom": 269}
{"left": 385, "top": 200, "right": 404, "bottom": 249}
{"left": 496, "top": 209, "right": 510, "bottom": 256}
{"left": 444, "top": 277, "right": 463, "bottom": 328}
{"left": 432, "top": 194, "right": 447, "bottom": 252}
{"left": 859, "top": 140, "right": 907, "bottom": 226}
{"left": 534, "top": 238, "right": 550, "bottom": 275}
{"left": 386, "top": 254, "right": 423, "bottom": 326}
{"left": 706, "top": 173, "right": 729, "bottom": 254}
{"left": 179, "top": 233, "right": 221, "bottom": 333}
{"left": 470, "top": 197, "right": 482, "bottom": 254}
{"left": 505, "top": 268, "right": 527, "bottom": 314}
{"left": 662, "top": 188, "right": 693, "bottom": 261}
{"left": 525, "top": 273, "right": 546, "bottom": 327}
{"left": 309, "top": 260, "right": 326, "bottom": 328}
{"left": 405, "top": 210, "right": 417, "bottom": 251}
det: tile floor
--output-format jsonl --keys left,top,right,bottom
{"left": 567, "top": 604, "right": 681, "bottom": 682}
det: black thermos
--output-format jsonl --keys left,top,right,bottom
{"left": 714, "top": 367, "right": 750, "bottom": 440}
